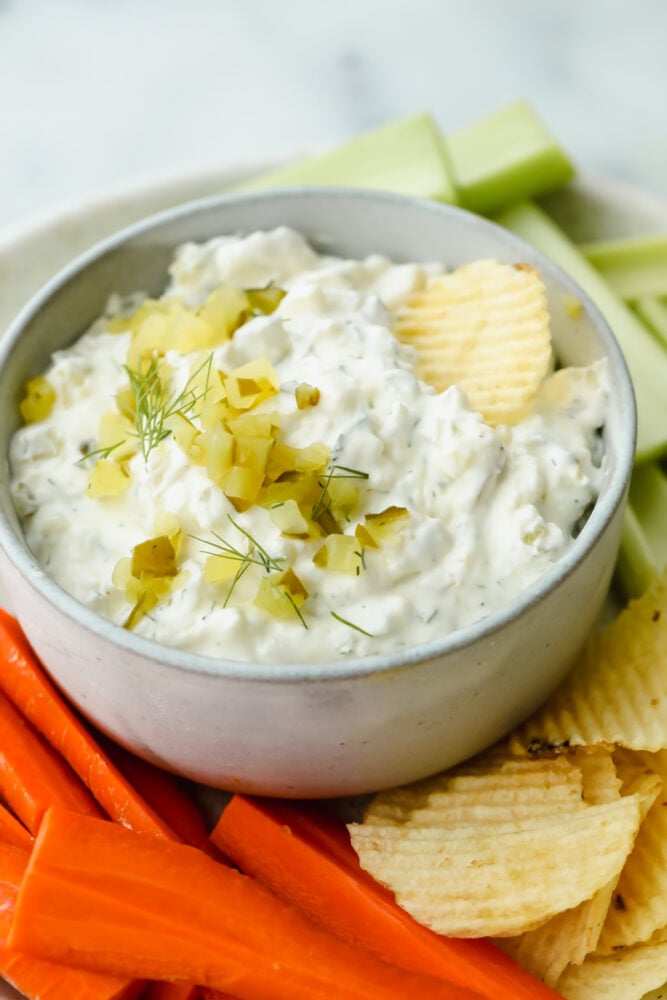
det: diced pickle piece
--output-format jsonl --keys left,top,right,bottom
{"left": 226, "top": 412, "right": 281, "bottom": 439}
{"left": 116, "top": 385, "right": 137, "bottom": 419}
{"left": 197, "top": 284, "right": 249, "bottom": 338}
{"left": 265, "top": 443, "right": 300, "bottom": 483}
{"left": 131, "top": 535, "right": 178, "bottom": 578}
{"left": 126, "top": 304, "right": 216, "bottom": 369}
{"left": 224, "top": 357, "right": 279, "bottom": 410}
{"left": 294, "top": 443, "right": 330, "bottom": 473}
{"left": 19, "top": 376, "right": 56, "bottom": 424}
{"left": 233, "top": 435, "right": 275, "bottom": 475}
{"left": 245, "top": 284, "right": 286, "bottom": 315}
{"left": 153, "top": 512, "right": 182, "bottom": 554}
{"left": 253, "top": 569, "right": 308, "bottom": 621}
{"left": 86, "top": 460, "right": 130, "bottom": 499}
{"left": 295, "top": 383, "right": 321, "bottom": 409}
{"left": 97, "top": 411, "right": 137, "bottom": 461}
{"left": 326, "top": 477, "right": 361, "bottom": 517}
{"left": 313, "top": 534, "right": 364, "bottom": 575}
{"left": 163, "top": 410, "right": 199, "bottom": 452}
{"left": 204, "top": 552, "right": 242, "bottom": 584}
{"left": 205, "top": 425, "right": 235, "bottom": 485}
{"left": 269, "top": 499, "right": 311, "bottom": 536}
{"left": 223, "top": 465, "right": 264, "bottom": 511}
{"left": 355, "top": 506, "right": 409, "bottom": 548}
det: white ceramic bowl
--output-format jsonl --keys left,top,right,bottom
{"left": 0, "top": 187, "right": 635, "bottom": 797}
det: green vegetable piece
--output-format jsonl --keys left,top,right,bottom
{"left": 634, "top": 297, "right": 667, "bottom": 351}
{"left": 579, "top": 235, "right": 667, "bottom": 301}
{"left": 131, "top": 536, "right": 178, "bottom": 579}
{"left": 446, "top": 100, "right": 574, "bottom": 215}
{"left": 495, "top": 200, "right": 667, "bottom": 462}
{"left": 245, "top": 285, "right": 286, "bottom": 316}
{"left": 254, "top": 569, "right": 308, "bottom": 625}
{"left": 629, "top": 463, "right": 667, "bottom": 575}
{"left": 19, "top": 376, "right": 56, "bottom": 424}
{"left": 615, "top": 503, "right": 657, "bottom": 600}
{"left": 236, "top": 112, "right": 457, "bottom": 204}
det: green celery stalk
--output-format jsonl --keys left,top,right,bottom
{"left": 236, "top": 112, "right": 457, "bottom": 204}
{"left": 579, "top": 235, "right": 667, "bottom": 300}
{"left": 495, "top": 201, "right": 667, "bottom": 462}
{"left": 629, "top": 463, "right": 667, "bottom": 572}
{"left": 615, "top": 501, "right": 658, "bottom": 599}
{"left": 445, "top": 100, "right": 575, "bottom": 215}
{"left": 634, "top": 297, "right": 667, "bottom": 350}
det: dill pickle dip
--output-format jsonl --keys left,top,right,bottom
{"left": 9, "top": 227, "right": 609, "bottom": 664}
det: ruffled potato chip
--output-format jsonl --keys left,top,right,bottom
{"left": 348, "top": 749, "right": 642, "bottom": 939}
{"left": 394, "top": 258, "right": 552, "bottom": 426}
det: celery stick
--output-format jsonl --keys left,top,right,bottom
{"left": 615, "top": 501, "right": 658, "bottom": 599}
{"left": 629, "top": 463, "right": 667, "bottom": 571}
{"left": 445, "top": 100, "right": 575, "bottom": 215}
{"left": 495, "top": 201, "right": 667, "bottom": 461}
{"left": 236, "top": 112, "right": 457, "bottom": 204}
{"left": 635, "top": 297, "right": 667, "bottom": 350}
{"left": 579, "top": 235, "right": 667, "bottom": 300}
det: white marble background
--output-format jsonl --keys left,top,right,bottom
{"left": 0, "top": 0, "right": 666, "bottom": 229}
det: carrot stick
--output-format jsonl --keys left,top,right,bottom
{"left": 0, "top": 841, "right": 142, "bottom": 1000}
{"left": 143, "top": 983, "right": 201, "bottom": 1000}
{"left": 0, "top": 801, "right": 32, "bottom": 850}
{"left": 0, "top": 687, "right": 101, "bottom": 833}
{"left": 211, "top": 796, "right": 563, "bottom": 1000}
{"left": 102, "top": 741, "right": 214, "bottom": 854}
{"left": 0, "top": 610, "right": 177, "bottom": 839}
{"left": 10, "top": 807, "right": 485, "bottom": 1000}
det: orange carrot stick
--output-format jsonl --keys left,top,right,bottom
{"left": 0, "top": 842, "right": 142, "bottom": 1000}
{"left": 102, "top": 742, "right": 214, "bottom": 854}
{"left": 143, "top": 983, "right": 201, "bottom": 1000}
{"left": 211, "top": 796, "right": 563, "bottom": 1000}
{"left": 0, "top": 687, "right": 101, "bottom": 833}
{"left": 0, "top": 801, "right": 32, "bottom": 850}
{"left": 0, "top": 610, "right": 177, "bottom": 839}
{"left": 10, "top": 807, "right": 485, "bottom": 1000}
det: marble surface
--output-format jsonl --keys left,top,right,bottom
{"left": 1, "top": 0, "right": 666, "bottom": 232}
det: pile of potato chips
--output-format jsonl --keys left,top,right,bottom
{"left": 349, "top": 571, "right": 667, "bottom": 999}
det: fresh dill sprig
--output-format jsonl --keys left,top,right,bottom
{"left": 330, "top": 610, "right": 374, "bottom": 637}
{"left": 311, "top": 464, "right": 370, "bottom": 524}
{"left": 124, "top": 353, "right": 214, "bottom": 463}
{"left": 191, "top": 515, "right": 285, "bottom": 608}
{"left": 76, "top": 440, "right": 126, "bottom": 465}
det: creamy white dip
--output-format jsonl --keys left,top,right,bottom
{"left": 9, "top": 228, "right": 608, "bottom": 663}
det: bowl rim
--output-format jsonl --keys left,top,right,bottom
{"left": 0, "top": 186, "right": 637, "bottom": 682}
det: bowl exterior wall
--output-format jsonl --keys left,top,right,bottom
{"left": 0, "top": 497, "right": 621, "bottom": 797}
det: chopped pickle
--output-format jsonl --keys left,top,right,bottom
{"left": 253, "top": 568, "right": 308, "bottom": 622}
{"left": 223, "top": 465, "right": 264, "bottom": 511}
{"left": 245, "top": 284, "right": 286, "bottom": 315}
{"left": 205, "top": 425, "right": 235, "bottom": 485}
{"left": 293, "top": 443, "right": 330, "bottom": 474}
{"left": 326, "top": 477, "right": 361, "bottom": 518}
{"left": 265, "top": 443, "right": 300, "bottom": 483}
{"left": 116, "top": 385, "right": 137, "bottom": 419}
{"left": 197, "top": 285, "right": 249, "bottom": 338}
{"left": 269, "top": 499, "right": 310, "bottom": 537}
{"left": 97, "top": 411, "right": 137, "bottom": 461}
{"left": 226, "top": 412, "right": 281, "bottom": 439}
{"left": 19, "top": 376, "right": 56, "bottom": 424}
{"left": 199, "top": 398, "right": 234, "bottom": 431}
{"left": 224, "top": 357, "right": 279, "bottom": 410}
{"left": 355, "top": 506, "right": 409, "bottom": 548}
{"left": 86, "top": 460, "right": 130, "bottom": 499}
{"left": 313, "top": 534, "right": 364, "bottom": 575}
{"left": 153, "top": 512, "right": 182, "bottom": 554}
{"left": 126, "top": 303, "right": 219, "bottom": 369}
{"left": 163, "top": 410, "right": 199, "bottom": 452}
{"left": 131, "top": 535, "right": 178, "bottom": 578}
{"left": 295, "top": 383, "right": 321, "bottom": 409}
{"left": 204, "top": 552, "right": 242, "bottom": 584}
{"left": 233, "top": 435, "right": 275, "bottom": 475}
